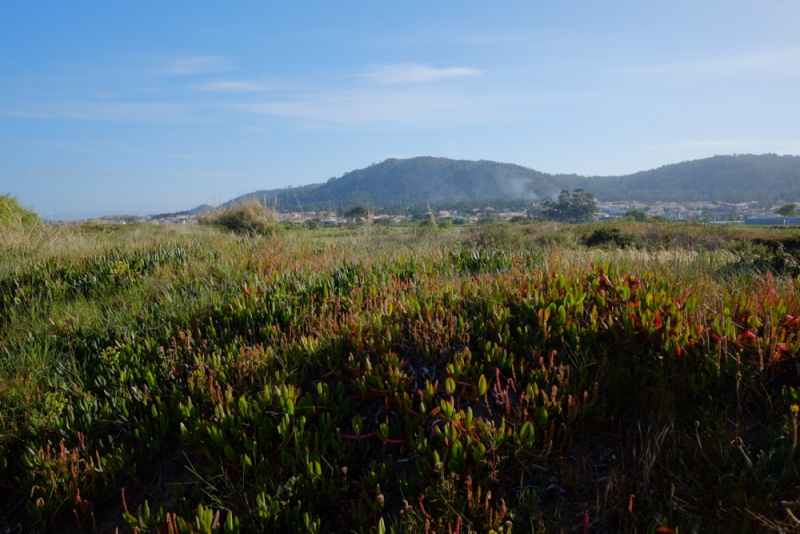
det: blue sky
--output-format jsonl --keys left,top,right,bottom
{"left": 1, "top": 1, "right": 799, "bottom": 219}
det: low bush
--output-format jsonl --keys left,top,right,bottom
{"left": 722, "top": 240, "right": 800, "bottom": 277}
{"left": 198, "top": 200, "right": 278, "bottom": 236}
{"left": 585, "top": 226, "right": 640, "bottom": 248}
{"left": 533, "top": 228, "right": 577, "bottom": 248}
{"left": 0, "top": 194, "right": 40, "bottom": 228}
{"left": 468, "top": 219, "right": 515, "bottom": 248}
{"left": 280, "top": 221, "right": 302, "bottom": 230}
{"left": 477, "top": 216, "right": 502, "bottom": 225}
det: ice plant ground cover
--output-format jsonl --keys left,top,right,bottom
{"left": 0, "top": 221, "right": 799, "bottom": 533}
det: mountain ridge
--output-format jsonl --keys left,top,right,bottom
{"left": 206, "top": 154, "right": 800, "bottom": 213}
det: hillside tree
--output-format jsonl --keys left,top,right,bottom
{"left": 625, "top": 208, "right": 649, "bottom": 222}
{"left": 541, "top": 189, "right": 597, "bottom": 223}
{"left": 774, "top": 203, "right": 798, "bottom": 217}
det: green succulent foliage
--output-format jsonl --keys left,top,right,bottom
{"left": 452, "top": 248, "right": 512, "bottom": 274}
{"left": 0, "top": 245, "right": 188, "bottom": 326}
{"left": 2, "top": 237, "right": 800, "bottom": 532}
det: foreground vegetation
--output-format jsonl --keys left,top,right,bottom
{"left": 0, "top": 194, "right": 41, "bottom": 229}
{"left": 1, "top": 220, "right": 799, "bottom": 533}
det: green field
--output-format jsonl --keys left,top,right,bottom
{"left": 1, "top": 219, "right": 799, "bottom": 533}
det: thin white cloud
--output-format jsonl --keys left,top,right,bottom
{"left": 624, "top": 47, "right": 800, "bottom": 80}
{"left": 0, "top": 59, "right": 563, "bottom": 127}
{"left": 0, "top": 101, "right": 195, "bottom": 122}
{"left": 359, "top": 63, "right": 482, "bottom": 84}
{"left": 162, "top": 56, "right": 229, "bottom": 76}
{"left": 0, "top": 82, "right": 568, "bottom": 127}
{"left": 452, "top": 32, "right": 546, "bottom": 46}
{"left": 361, "top": 27, "right": 559, "bottom": 49}
{"left": 646, "top": 140, "right": 753, "bottom": 150}
{"left": 645, "top": 139, "right": 800, "bottom": 153}
{"left": 0, "top": 52, "right": 32, "bottom": 74}
{"left": 238, "top": 88, "right": 521, "bottom": 126}
{"left": 190, "top": 80, "right": 268, "bottom": 92}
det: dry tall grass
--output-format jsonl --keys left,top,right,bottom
{"left": 0, "top": 194, "right": 40, "bottom": 228}
{"left": 197, "top": 200, "right": 278, "bottom": 236}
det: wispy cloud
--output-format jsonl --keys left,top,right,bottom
{"left": 0, "top": 101, "right": 195, "bottom": 122}
{"left": 359, "top": 63, "right": 482, "bottom": 84}
{"left": 450, "top": 32, "right": 546, "bottom": 46}
{"left": 0, "top": 52, "right": 32, "bottom": 74}
{"left": 646, "top": 140, "right": 753, "bottom": 151}
{"left": 360, "top": 27, "right": 558, "bottom": 49}
{"left": 238, "top": 88, "right": 520, "bottom": 126}
{"left": 189, "top": 80, "right": 269, "bottom": 92}
{"left": 0, "top": 61, "right": 547, "bottom": 127}
{"left": 645, "top": 139, "right": 800, "bottom": 153}
{"left": 0, "top": 80, "right": 564, "bottom": 128}
{"left": 623, "top": 47, "right": 800, "bottom": 81}
{"left": 161, "top": 56, "right": 229, "bottom": 76}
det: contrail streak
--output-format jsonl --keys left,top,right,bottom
{"left": 0, "top": 52, "right": 32, "bottom": 74}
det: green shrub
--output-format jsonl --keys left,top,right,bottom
{"left": 468, "top": 219, "right": 515, "bottom": 248}
{"left": 0, "top": 194, "right": 40, "bottom": 228}
{"left": 451, "top": 247, "right": 511, "bottom": 274}
{"left": 533, "top": 228, "right": 576, "bottom": 248}
{"left": 585, "top": 227, "right": 639, "bottom": 248}
{"left": 624, "top": 208, "right": 649, "bottom": 222}
{"left": 723, "top": 239, "right": 800, "bottom": 277}
{"left": 198, "top": 200, "right": 278, "bottom": 236}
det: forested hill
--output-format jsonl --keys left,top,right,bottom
{"left": 228, "top": 157, "right": 564, "bottom": 212}
{"left": 574, "top": 154, "right": 800, "bottom": 204}
{"left": 220, "top": 154, "right": 800, "bottom": 212}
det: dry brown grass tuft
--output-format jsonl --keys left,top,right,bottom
{"left": 197, "top": 200, "right": 279, "bottom": 236}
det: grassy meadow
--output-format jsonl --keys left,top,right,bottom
{"left": 1, "top": 216, "right": 800, "bottom": 533}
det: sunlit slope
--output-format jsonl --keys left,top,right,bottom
{"left": 221, "top": 154, "right": 800, "bottom": 211}
{"left": 574, "top": 153, "right": 800, "bottom": 203}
